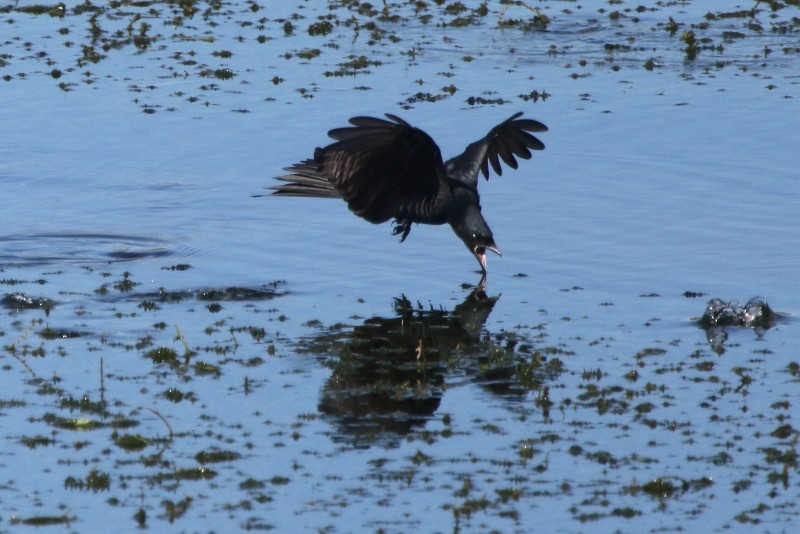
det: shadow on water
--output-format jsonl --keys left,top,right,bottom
{"left": 292, "top": 287, "right": 565, "bottom": 447}
{"left": 0, "top": 232, "right": 193, "bottom": 267}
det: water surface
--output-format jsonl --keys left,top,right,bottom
{"left": 2, "top": 1, "right": 799, "bottom": 532}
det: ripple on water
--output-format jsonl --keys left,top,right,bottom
{"left": 0, "top": 232, "right": 198, "bottom": 267}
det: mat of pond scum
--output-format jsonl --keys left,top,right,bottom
{"left": 2, "top": 1, "right": 800, "bottom": 532}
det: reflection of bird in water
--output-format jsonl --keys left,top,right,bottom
{"left": 292, "top": 287, "right": 563, "bottom": 446}
{"left": 272, "top": 113, "right": 547, "bottom": 280}
{"left": 299, "top": 287, "right": 499, "bottom": 445}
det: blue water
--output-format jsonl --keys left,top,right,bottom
{"left": 2, "top": 1, "right": 799, "bottom": 532}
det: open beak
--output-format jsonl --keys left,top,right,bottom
{"left": 474, "top": 244, "right": 502, "bottom": 274}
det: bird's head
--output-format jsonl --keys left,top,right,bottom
{"left": 450, "top": 203, "right": 501, "bottom": 275}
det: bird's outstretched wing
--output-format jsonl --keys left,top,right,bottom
{"left": 445, "top": 112, "right": 547, "bottom": 187}
{"left": 273, "top": 114, "right": 447, "bottom": 224}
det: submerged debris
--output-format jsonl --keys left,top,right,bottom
{"left": 699, "top": 297, "right": 777, "bottom": 330}
{"left": 699, "top": 297, "right": 779, "bottom": 355}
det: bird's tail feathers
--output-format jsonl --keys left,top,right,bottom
{"left": 271, "top": 160, "right": 340, "bottom": 198}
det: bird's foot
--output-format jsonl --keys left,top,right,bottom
{"left": 392, "top": 219, "right": 412, "bottom": 243}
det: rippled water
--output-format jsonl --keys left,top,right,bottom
{"left": 2, "top": 1, "right": 799, "bottom": 532}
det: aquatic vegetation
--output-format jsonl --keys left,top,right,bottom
{"left": 64, "top": 468, "right": 111, "bottom": 492}
{"left": 682, "top": 30, "right": 699, "bottom": 60}
{"left": 0, "top": 260, "right": 795, "bottom": 531}
{"left": 2, "top": 0, "right": 797, "bottom": 112}
{"left": 195, "top": 448, "right": 241, "bottom": 463}
{"left": 116, "top": 433, "right": 149, "bottom": 451}
{"left": 145, "top": 346, "right": 179, "bottom": 364}
{"left": 2, "top": 293, "right": 55, "bottom": 314}
{"left": 11, "top": 513, "right": 74, "bottom": 526}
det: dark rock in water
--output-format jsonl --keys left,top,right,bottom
{"left": 699, "top": 297, "right": 776, "bottom": 330}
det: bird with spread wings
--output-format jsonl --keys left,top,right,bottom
{"left": 272, "top": 112, "right": 547, "bottom": 280}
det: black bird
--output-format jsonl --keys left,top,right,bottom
{"left": 272, "top": 112, "right": 547, "bottom": 277}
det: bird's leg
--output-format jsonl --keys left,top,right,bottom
{"left": 477, "top": 273, "right": 487, "bottom": 291}
{"left": 392, "top": 219, "right": 412, "bottom": 243}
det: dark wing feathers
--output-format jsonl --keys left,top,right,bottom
{"left": 272, "top": 158, "right": 340, "bottom": 198}
{"left": 327, "top": 114, "right": 413, "bottom": 140}
{"left": 328, "top": 115, "right": 393, "bottom": 140}
{"left": 448, "top": 112, "right": 547, "bottom": 186}
{"left": 273, "top": 114, "right": 446, "bottom": 224}
{"left": 273, "top": 112, "right": 548, "bottom": 216}
{"left": 382, "top": 113, "right": 412, "bottom": 128}
{"left": 479, "top": 113, "right": 547, "bottom": 179}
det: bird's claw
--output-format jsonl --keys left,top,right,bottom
{"left": 392, "top": 219, "right": 412, "bottom": 243}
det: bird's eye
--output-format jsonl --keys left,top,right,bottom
{"left": 471, "top": 233, "right": 477, "bottom": 240}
